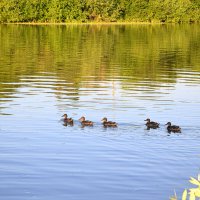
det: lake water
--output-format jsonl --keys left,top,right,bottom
{"left": 0, "top": 24, "right": 200, "bottom": 200}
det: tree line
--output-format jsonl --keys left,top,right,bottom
{"left": 0, "top": 0, "right": 200, "bottom": 23}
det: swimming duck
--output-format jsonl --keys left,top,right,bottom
{"left": 144, "top": 118, "right": 159, "bottom": 129}
{"left": 165, "top": 122, "right": 181, "bottom": 133}
{"left": 101, "top": 117, "right": 117, "bottom": 127}
{"left": 79, "top": 116, "right": 93, "bottom": 126}
{"left": 62, "top": 114, "right": 74, "bottom": 124}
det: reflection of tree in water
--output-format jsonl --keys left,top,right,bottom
{"left": 159, "top": 49, "right": 182, "bottom": 67}
{"left": 0, "top": 24, "right": 200, "bottom": 106}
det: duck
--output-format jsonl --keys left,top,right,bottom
{"left": 101, "top": 117, "right": 117, "bottom": 127}
{"left": 62, "top": 114, "right": 74, "bottom": 124}
{"left": 165, "top": 122, "right": 181, "bottom": 133}
{"left": 79, "top": 116, "right": 93, "bottom": 126}
{"left": 144, "top": 118, "right": 159, "bottom": 129}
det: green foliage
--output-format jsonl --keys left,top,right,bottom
{"left": 0, "top": 0, "right": 199, "bottom": 23}
{"left": 125, "top": 0, "right": 149, "bottom": 22}
{"left": 170, "top": 175, "right": 200, "bottom": 200}
{"left": 84, "top": 0, "right": 126, "bottom": 22}
{"left": 148, "top": 0, "right": 195, "bottom": 23}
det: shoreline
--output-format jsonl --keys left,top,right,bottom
{"left": 0, "top": 21, "right": 191, "bottom": 25}
{"left": 1, "top": 22, "right": 160, "bottom": 25}
{"left": 1, "top": 21, "right": 198, "bottom": 26}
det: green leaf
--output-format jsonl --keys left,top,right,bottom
{"left": 182, "top": 189, "right": 187, "bottom": 200}
{"left": 198, "top": 174, "right": 200, "bottom": 181}
{"left": 189, "top": 192, "right": 195, "bottom": 200}
{"left": 189, "top": 188, "right": 198, "bottom": 193}
{"left": 189, "top": 177, "right": 200, "bottom": 186}
{"left": 193, "top": 188, "right": 200, "bottom": 197}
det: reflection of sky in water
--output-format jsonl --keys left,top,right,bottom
{"left": 1, "top": 74, "right": 200, "bottom": 200}
{"left": 0, "top": 25, "right": 200, "bottom": 200}
{"left": 1, "top": 74, "right": 200, "bottom": 127}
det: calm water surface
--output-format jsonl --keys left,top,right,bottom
{"left": 0, "top": 24, "right": 200, "bottom": 200}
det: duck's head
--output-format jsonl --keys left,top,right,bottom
{"left": 165, "top": 122, "right": 171, "bottom": 126}
{"left": 79, "top": 116, "right": 85, "bottom": 122}
{"left": 62, "top": 114, "right": 68, "bottom": 118}
{"left": 101, "top": 117, "right": 107, "bottom": 122}
{"left": 144, "top": 118, "right": 150, "bottom": 122}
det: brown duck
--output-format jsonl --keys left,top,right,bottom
{"left": 101, "top": 117, "right": 117, "bottom": 127}
{"left": 144, "top": 118, "right": 159, "bottom": 129}
{"left": 165, "top": 122, "right": 181, "bottom": 133}
{"left": 79, "top": 116, "right": 93, "bottom": 126}
{"left": 62, "top": 114, "right": 74, "bottom": 124}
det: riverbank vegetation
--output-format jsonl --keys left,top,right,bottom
{"left": 170, "top": 175, "right": 200, "bottom": 200}
{"left": 0, "top": 0, "right": 200, "bottom": 23}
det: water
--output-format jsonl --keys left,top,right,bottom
{"left": 0, "top": 24, "right": 200, "bottom": 200}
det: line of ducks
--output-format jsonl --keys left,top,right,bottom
{"left": 62, "top": 114, "right": 181, "bottom": 133}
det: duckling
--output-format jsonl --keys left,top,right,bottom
{"left": 165, "top": 122, "right": 181, "bottom": 133}
{"left": 144, "top": 118, "right": 159, "bottom": 129}
{"left": 101, "top": 117, "right": 117, "bottom": 127}
{"left": 62, "top": 114, "right": 74, "bottom": 124}
{"left": 79, "top": 116, "right": 93, "bottom": 126}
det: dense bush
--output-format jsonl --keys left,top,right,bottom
{"left": 0, "top": 0, "right": 199, "bottom": 23}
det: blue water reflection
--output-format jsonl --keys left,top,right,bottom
{"left": 0, "top": 24, "right": 200, "bottom": 200}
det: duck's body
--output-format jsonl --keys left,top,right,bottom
{"left": 101, "top": 117, "right": 117, "bottom": 127}
{"left": 62, "top": 114, "right": 74, "bottom": 124}
{"left": 165, "top": 122, "right": 181, "bottom": 133}
{"left": 79, "top": 116, "right": 93, "bottom": 126}
{"left": 144, "top": 118, "right": 159, "bottom": 129}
